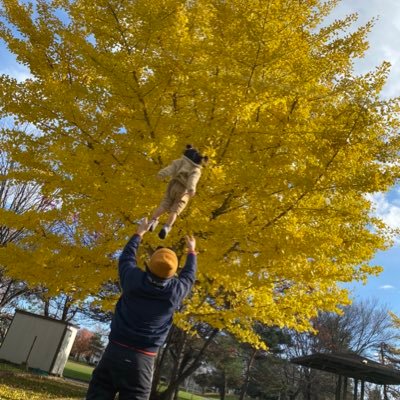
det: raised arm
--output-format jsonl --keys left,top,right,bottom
{"left": 158, "top": 159, "right": 180, "bottom": 180}
{"left": 175, "top": 235, "right": 197, "bottom": 302}
{"left": 118, "top": 218, "right": 149, "bottom": 290}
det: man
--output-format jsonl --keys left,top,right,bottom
{"left": 86, "top": 218, "right": 197, "bottom": 400}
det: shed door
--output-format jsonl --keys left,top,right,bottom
{"left": 51, "top": 328, "right": 76, "bottom": 376}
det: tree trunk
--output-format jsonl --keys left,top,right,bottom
{"left": 239, "top": 348, "right": 257, "bottom": 400}
{"left": 159, "top": 328, "right": 218, "bottom": 400}
{"left": 61, "top": 295, "right": 73, "bottom": 321}
{"left": 173, "top": 386, "right": 180, "bottom": 400}
{"left": 383, "top": 385, "right": 389, "bottom": 400}
{"left": 380, "top": 344, "right": 389, "bottom": 400}
{"left": 161, "top": 330, "right": 188, "bottom": 400}
{"left": 220, "top": 370, "right": 227, "bottom": 400}
{"left": 0, "top": 279, "right": 12, "bottom": 307}
{"left": 302, "top": 370, "right": 312, "bottom": 400}
{"left": 151, "top": 329, "right": 175, "bottom": 395}
{"left": 44, "top": 298, "right": 50, "bottom": 317}
{"left": 335, "top": 375, "right": 342, "bottom": 400}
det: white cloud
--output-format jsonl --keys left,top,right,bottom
{"left": 0, "top": 66, "right": 32, "bottom": 82}
{"left": 366, "top": 192, "right": 400, "bottom": 230}
{"left": 329, "top": 0, "right": 400, "bottom": 98}
{"left": 379, "top": 284, "right": 395, "bottom": 290}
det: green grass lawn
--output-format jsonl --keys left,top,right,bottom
{"left": 63, "top": 360, "right": 94, "bottom": 382}
{"left": 177, "top": 390, "right": 214, "bottom": 400}
{"left": 157, "top": 384, "right": 218, "bottom": 400}
{"left": 206, "top": 394, "right": 237, "bottom": 400}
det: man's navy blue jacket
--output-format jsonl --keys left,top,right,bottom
{"left": 109, "top": 234, "right": 197, "bottom": 353}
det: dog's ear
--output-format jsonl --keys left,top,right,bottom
{"left": 186, "top": 144, "right": 193, "bottom": 149}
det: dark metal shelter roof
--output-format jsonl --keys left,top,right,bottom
{"left": 291, "top": 352, "right": 400, "bottom": 385}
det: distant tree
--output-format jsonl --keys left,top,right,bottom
{"left": 71, "top": 328, "right": 94, "bottom": 361}
{"left": 76, "top": 283, "right": 118, "bottom": 325}
{"left": 24, "top": 292, "right": 79, "bottom": 322}
{"left": 192, "top": 372, "right": 214, "bottom": 395}
{"left": 368, "top": 387, "right": 382, "bottom": 400}
{"left": 82, "top": 332, "right": 104, "bottom": 363}
{"left": 245, "top": 356, "right": 290, "bottom": 400}
{"left": 89, "top": 332, "right": 104, "bottom": 353}
{"left": 313, "top": 298, "right": 397, "bottom": 354}
{"left": 194, "top": 335, "right": 243, "bottom": 400}
{"left": 284, "top": 299, "right": 398, "bottom": 399}
{"left": 154, "top": 325, "right": 218, "bottom": 400}
{"left": 0, "top": 130, "right": 49, "bottom": 335}
{"left": 239, "top": 325, "right": 292, "bottom": 400}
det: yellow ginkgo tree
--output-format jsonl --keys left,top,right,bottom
{"left": 0, "top": 0, "right": 399, "bottom": 347}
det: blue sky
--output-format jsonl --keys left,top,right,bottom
{"left": 329, "top": 0, "right": 400, "bottom": 314}
{"left": 348, "top": 247, "right": 400, "bottom": 315}
{"left": 1, "top": 1, "right": 400, "bottom": 314}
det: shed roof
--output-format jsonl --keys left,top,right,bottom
{"left": 291, "top": 352, "right": 400, "bottom": 385}
{"left": 15, "top": 309, "right": 79, "bottom": 329}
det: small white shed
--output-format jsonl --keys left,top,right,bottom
{"left": 0, "top": 309, "right": 78, "bottom": 375}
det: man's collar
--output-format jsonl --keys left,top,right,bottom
{"left": 146, "top": 269, "right": 170, "bottom": 288}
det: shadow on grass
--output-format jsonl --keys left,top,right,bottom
{"left": 0, "top": 371, "right": 87, "bottom": 399}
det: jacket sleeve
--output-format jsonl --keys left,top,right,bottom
{"left": 174, "top": 252, "right": 197, "bottom": 305}
{"left": 186, "top": 169, "right": 201, "bottom": 193}
{"left": 158, "top": 159, "right": 180, "bottom": 179}
{"left": 118, "top": 234, "right": 142, "bottom": 292}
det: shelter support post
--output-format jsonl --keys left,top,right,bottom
{"left": 343, "top": 376, "right": 348, "bottom": 400}
{"left": 336, "top": 375, "right": 342, "bottom": 400}
{"left": 353, "top": 379, "right": 358, "bottom": 400}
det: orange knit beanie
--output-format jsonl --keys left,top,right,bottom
{"left": 148, "top": 248, "right": 178, "bottom": 279}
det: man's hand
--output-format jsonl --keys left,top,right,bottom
{"left": 136, "top": 217, "right": 149, "bottom": 238}
{"left": 185, "top": 235, "right": 196, "bottom": 252}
